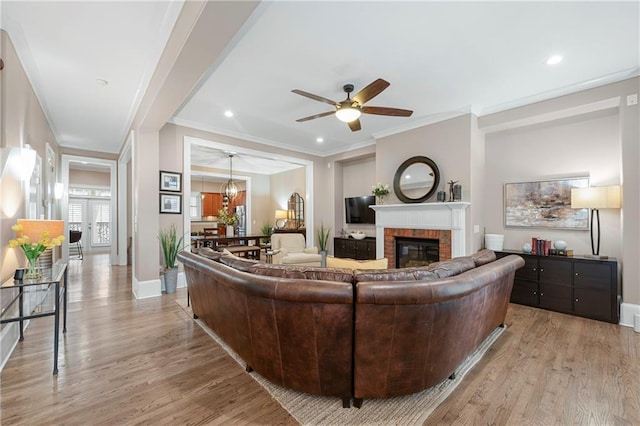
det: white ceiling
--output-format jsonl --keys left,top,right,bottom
{"left": 3, "top": 1, "right": 639, "bottom": 165}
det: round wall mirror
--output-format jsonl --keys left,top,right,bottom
{"left": 393, "top": 156, "right": 440, "bottom": 203}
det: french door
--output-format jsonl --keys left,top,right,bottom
{"left": 68, "top": 198, "right": 111, "bottom": 252}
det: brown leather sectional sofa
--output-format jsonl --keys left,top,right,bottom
{"left": 178, "top": 248, "right": 524, "bottom": 408}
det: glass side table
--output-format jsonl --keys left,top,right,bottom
{"left": 1, "top": 261, "right": 68, "bottom": 374}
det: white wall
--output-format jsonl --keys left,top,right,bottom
{"left": 484, "top": 109, "right": 621, "bottom": 258}
{"left": 69, "top": 169, "right": 110, "bottom": 187}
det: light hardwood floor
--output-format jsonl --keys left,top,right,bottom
{"left": 1, "top": 254, "right": 638, "bottom": 425}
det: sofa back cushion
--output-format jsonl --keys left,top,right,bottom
{"left": 471, "top": 249, "right": 497, "bottom": 266}
{"left": 354, "top": 268, "right": 423, "bottom": 283}
{"left": 249, "top": 263, "right": 354, "bottom": 283}
{"left": 424, "top": 256, "right": 476, "bottom": 278}
{"left": 219, "top": 252, "right": 262, "bottom": 272}
{"left": 197, "top": 247, "right": 222, "bottom": 261}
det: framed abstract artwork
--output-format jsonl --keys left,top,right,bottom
{"left": 504, "top": 177, "right": 589, "bottom": 229}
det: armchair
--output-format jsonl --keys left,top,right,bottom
{"left": 270, "top": 233, "right": 322, "bottom": 266}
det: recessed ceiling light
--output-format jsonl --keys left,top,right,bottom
{"left": 316, "top": 137, "right": 324, "bottom": 143}
{"left": 224, "top": 110, "right": 234, "bottom": 118}
{"left": 546, "top": 55, "right": 563, "bottom": 65}
{"left": 96, "top": 79, "right": 109, "bottom": 86}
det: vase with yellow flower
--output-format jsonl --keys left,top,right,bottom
{"left": 8, "top": 221, "right": 65, "bottom": 279}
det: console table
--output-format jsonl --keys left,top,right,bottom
{"left": 334, "top": 237, "right": 377, "bottom": 260}
{"left": 496, "top": 250, "right": 620, "bottom": 323}
{"left": 0, "top": 262, "right": 68, "bottom": 373}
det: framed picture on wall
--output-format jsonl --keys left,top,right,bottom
{"left": 504, "top": 177, "right": 589, "bottom": 229}
{"left": 159, "top": 170, "right": 182, "bottom": 192}
{"left": 160, "top": 193, "right": 182, "bottom": 214}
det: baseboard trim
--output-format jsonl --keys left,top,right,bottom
{"left": 133, "top": 277, "right": 162, "bottom": 299}
{"left": 0, "top": 323, "right": 21, "bottom": 372}
{"left": 132, "top": 272, "right": 185, "bottom": 299}
{"left": 619, "top": 302, "right": 640, "bottom": 328}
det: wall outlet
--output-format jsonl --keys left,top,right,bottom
{"left": 473, "top": 225, "right": 480, "bottom": 233}
{"left": 627, "top": 94, "right": 638, "bottom": 106}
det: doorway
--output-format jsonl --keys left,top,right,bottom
{"left": 61, "top": 155, "right": 118, "bottom": 263}
{"left": 68, "top": 198, "right": 111, "bottom": 253}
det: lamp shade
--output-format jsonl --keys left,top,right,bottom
{"left": 571, "top": 186, "right": 621, "bottom": 209}
{"left": 275, "top": 209, "right": 288, "bottom": 220}
{"left": 335, "top": 106, "right": 361, "bottom": 123}
{"left": 17, "top": 219, "right": 65, "bottom": 241}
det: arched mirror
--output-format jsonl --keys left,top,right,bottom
{"left": 393, "top": 156, "right": 440, "bottom": 203}
{"left": 287, "top": 192, "right": 304, "bottom": 228}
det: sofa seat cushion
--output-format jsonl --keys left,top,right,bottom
{"left": 326, "top": 257, "right": 389, "bottom": 270}
{"left": 249, "top": 263, "right": 354, "bottom": 283}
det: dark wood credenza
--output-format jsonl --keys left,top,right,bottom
{"left": 496, "top": 250, "right": 620, "bottom": 324}
{"left": 334, "top": 237, "right": 377, "bottom": 260}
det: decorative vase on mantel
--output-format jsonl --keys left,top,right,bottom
{"left": 376, "top": 196, "right": 385, "bottom": 205}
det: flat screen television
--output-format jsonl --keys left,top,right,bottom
{"left": 345, "top": 196, "right": 376, "bottom": 224}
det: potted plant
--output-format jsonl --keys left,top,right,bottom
{"left": 261, "top": 223, "right": 272, "bottom": 244}
{"left": 158, "top": 224, "right": 185, "bottom": 293}
{"left": 316, "top": 223, "right": 331, "bottom": 267}
{"left": 218, "top": 208, "right": 238, "bottom": 237}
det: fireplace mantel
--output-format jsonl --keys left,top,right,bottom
{"left": 371, "top": 202, "right": 470, "bottom": 259}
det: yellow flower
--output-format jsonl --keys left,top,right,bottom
{"left": 11, "top": 223, "right": 23, "bottom": 232}
{"left": 8, "top": 239, "right": 19, "bottom": 248}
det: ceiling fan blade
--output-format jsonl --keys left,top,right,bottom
{"left": 362, "top": 106, "right": 413, "bottom": 117}
{"left": 353, "top": 78, "right": 390, "bottom": 105}
{"left": 348, "top": 119, "right": 361, "bottom": 132}
{"left": 292, "top": 89, "right": 338, "bottom": 106}
{"left": 295, "top": 110, "right": 336, "bottom": 122}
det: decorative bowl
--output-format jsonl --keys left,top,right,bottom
{"left": 350, "top": 232, "right": 366, "bottom": 240}
{"left": 554, "top": 240, "right": 568, "bottom": 250}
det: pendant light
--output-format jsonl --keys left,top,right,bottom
{"left": 220, "top": 154, "right": 238, "bottom": 200}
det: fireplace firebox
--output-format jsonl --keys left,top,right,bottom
{"left": 395, "top": 237, "right": 439, "bottom": 268}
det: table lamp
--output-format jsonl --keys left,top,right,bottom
{"left": 571, "top": 185, "right": 621, "bottom": 257}
{"left": 18, "top": 219, "right": 65, "bottom": 268}
{"left": 275, "top": 210, "right": 288, "bottom": 229}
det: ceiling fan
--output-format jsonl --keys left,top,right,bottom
{"left": 292, "top": 78, "right": 413, "bottom": 132}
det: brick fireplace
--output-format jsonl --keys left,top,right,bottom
{"left": 371, "top": 202, "right": 470, "bottom": 266}
{"left": 384, "top": 228, "right": 452, "bottom": 264}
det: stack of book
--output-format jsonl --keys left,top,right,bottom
{"left": 530, "top": 237, "right": 573, "bottom": 256}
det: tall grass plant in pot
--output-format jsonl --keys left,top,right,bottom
{"left": 159, "top": 224, "right": 185, "bottom": 293}
{"left": 316, "top": 223, "right": 330, "bottom": 267}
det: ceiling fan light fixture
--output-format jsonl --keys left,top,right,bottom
{"left": 335, "top": 106, "right": 361, "bottom": 123}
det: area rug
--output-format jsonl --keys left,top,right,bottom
{"left": 176, "top": 300, "right": 505, "bottom": 425}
